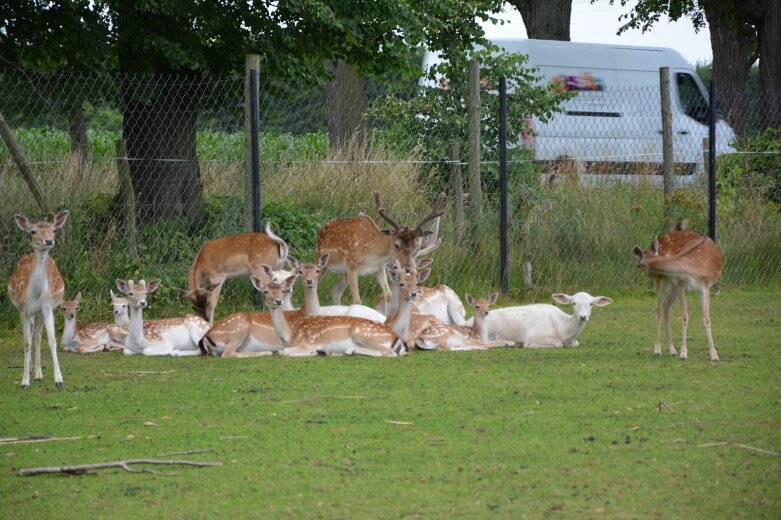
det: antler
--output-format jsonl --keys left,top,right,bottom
{"left": 415, "top": 217, "right": 441, "bottom": 258}
{"left": 415, "top": 192, "right": 445, "bottom": 235}
{"left": 374, "top": 191, "right": 400, "bottom": 231}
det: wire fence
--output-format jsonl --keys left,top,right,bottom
{"left": 1, "top": 62, "right": 779, "bottom": 326}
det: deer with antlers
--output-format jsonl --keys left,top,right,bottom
{"left": 8, "top": 211, "right": 69, "bottom": 389}
{"left": 60, "top": 291, "right": 129, "bottom": 353}
{"left": 260, "top": 263, "right": 428, "bottom": 357}
{"left": 315, "top": 191, "right": 444, "bottom": 314}
{"left": 179, "top": 221, "right": 290, "bottom": 324}
{"left": 116, "top": 279, "right": 210, "bottom": 356}
{"left": 633, "top": 223, "right": 723, "bottom": 361}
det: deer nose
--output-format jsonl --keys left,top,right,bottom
{"left": 44, "top": 239, "right": 54, "bottom": 246}
{"left": 139, "top": 301, "right": 147, "bottom": 308}
{"left": 579, "top": 315, "right": 588, "bottom": 322}
{"left": 306, "top": 279, "right": 314, "bottom": 285}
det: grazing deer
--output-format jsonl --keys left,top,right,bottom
{"left": 468, "top": 292, "right": 613, "bottom": 348}
{"left": 8, "top": 211, "right": 69, "bottom": 389}
{"left": 416, "top": 293, "right": 514, "bottom": 351}
{"left": 198, "top": 272, "right": 304, "bottom": 358}
{"left": 286, "top": 255, "right": 386, "bottom": 322}
{"left": 60, "top": 292, "right": 129, "bottom": 353}
{"left": 116, "top": 279, "right": 210, "bottom": 356}
{"left": 633, "top": 225, "right": 723, "bottom": 361}
{"left": 261, "top": 266, "right": 426, "bottom": 357}
{"left": 180, "top": 221, "right": 290, "bottom": 324}
{"left": 315, "top": 191, "right": 444, "bottom": 313}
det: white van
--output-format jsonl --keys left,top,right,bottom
{"left": 423, "top": 39, "right": 736, "bottom": 185}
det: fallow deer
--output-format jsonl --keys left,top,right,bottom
{"left": 315, "top": 191, "right": 444, "bottom": 313}
{"left": 286, "top": 255, "right": 386, "bottom": 322}
{"left": 466, "top": 292, "right": 613, "bottom": 348}
{"left": 60, "top": 291, "right": 129, "bottom": 354}
{"left": 116, "top": 279, "right": 210, "bottom": 356}
{"left": 416, "top": 293, "right": 514, "bottom": 351}
{"left": 8, "top": 211, "right": 69, "bottom": 389}
{"left": 180, "top": 221, "right": 290, "bottom": 324}
{"left": 261, "top": 266, "right": 427, "bottom": 357}
{"left": 633, "top": 225, "right": 723, "bottom": 361}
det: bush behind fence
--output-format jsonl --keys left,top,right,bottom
{"left": 1, "top": 65, "right": 779, "bottom": 327}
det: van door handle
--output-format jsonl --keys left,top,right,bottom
{"left": 678, "top": 131, "right": 690, "bottom": 135}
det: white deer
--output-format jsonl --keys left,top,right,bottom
{"left": 260, "top": 266, "right": 426, "bottom": 357}
{"left": 416, "top": 293, "right": 514, "bottom": 351}
{"left": 116, "top": 279, "right": 210, "bottom": 356}
{"left": 468, "top": 292, "right": 613, "bottom": 348}
{"left": 8, "top": 210, "right": 69, "bottom": 389}
{"left": 633, "top": 224, "right": 723, "bottom": 361}
{"left": 61, "top": 291, "right": 130, "bottom": 353}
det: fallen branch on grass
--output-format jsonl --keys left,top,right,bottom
{"left": 0, "top": 435, "right": 84, "bottom": 445}
{"left": 19, "top": 459, "right": 222, "bottom": 477}
{"left": 277, "top": 395, "right": 368, "bottom": 404}
{"left": 698, "top": 441, "right": 779, "bottom": 456}
{"left": 157, "top": 449, "right": 214, "bottom": 457}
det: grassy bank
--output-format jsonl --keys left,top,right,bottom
{"left": 1, "top": 289, "right": 779, "bottom": 518}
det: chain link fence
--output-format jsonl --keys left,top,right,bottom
{"left": 1, "top": 61, "right": 779, "bottom": 326}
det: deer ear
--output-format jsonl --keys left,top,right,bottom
{"left": 318, "top": 253, "right": 330, "bottom": 268}
{"left": 53, "top": 210, "right": 69, "bottom": 229}
{"left": 261, "top": 264, "right": 274, "bottom": 277}
{"left": 651, "top": 239, "right": 660, "bottom": 254}
{"left": 465, "top": 293, "right": 475, "bottom": 306}
{"left": 416, "top": 258, "right": 434, "bottom": 270}
{"left": 593, "top": 296, "right": 613, "bottom": 307}
{"left": 633, "top": 246, "right": 644, "bottom": 263}
{"left": 417, "top": 268, "right": 431, "bottom": 283}
{"left": 146, "top": 279, "right": 162, "bottom": 293}
{"left": 285, "top": 275, "right": 298, "bottom": 289}
{"left": 250, "top": 276, "right": 264, "bottom": 291}
{"left": 488, "top": 292, "right": 499, "bottom": 305}
{"left": 380, "top": 228, "right": 394, "bottom": 236}
{"left": 115, "top": 279, "right": 128, "bottom": 294}
{"left": 174, "top": 287, "right": 191, "bottom": 298}
{"left": 14, "top": 214, "right": 32, "bottom": 232}
{"left": 74, "top": 292, "right": 82, "bottom": 304}
{"left": 110, "top": 289, "right": 116, "bottom": 299}
{"left": 286, "top": 256, "right": 299, "bottom": 270}
{"left": 551, "top": 293, "right": 572, "bottom": 305}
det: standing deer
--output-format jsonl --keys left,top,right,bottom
{"left": 8, "top": 210, "right": 69, "bottom": 389}
{"left": 180, "top": 221, "right": 290, "bottom": 324}
{"left": 315, "top": 191, "right": 444, "bottom": 313}
{"left": 60, "top": 291, "right": 129, "bottom": 353}
{"left": 116, "top": 279, "right": 210, "bottom": 356}
{"left": 260, "top": 265, "right": 426, "bottom": 357}
{"left": 633, "top": 225, "right": 723, "bottom": 361}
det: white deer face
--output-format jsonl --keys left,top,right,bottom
{"left": 552, "top": 292, "right": 613, "bottom": 322}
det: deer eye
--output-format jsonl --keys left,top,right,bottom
{"left": 31, "top": 230, "right": 37, "bottom": 235}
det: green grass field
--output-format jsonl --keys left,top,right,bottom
{"left": 1, "top": 289, "right": 779, "bottom": 519}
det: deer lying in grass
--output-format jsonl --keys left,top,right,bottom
{"left": 288, "top": 255, "right": 386, "bottom": 322}
{"left": 116, "top": 279, "right": 210, "bottom": 356}
{"left": 468, "top": 292, "right": 613, "bottom": 348}
{"left": 8, "top": 211, "right": 68, "bottom": 389}
{"left": 261, "top": 266, "right": 426, "bottom": 357}
{"left": 316, "top": 191, "right": 444, "bottom": 313}
{"left": 61, "top": 291, "right": 129, "bottom": 353}
{"left": 180, "top": 221, "right": 290, "bottom": 324}
{"left": 633, "top": 224, "right": 723, "bottom": 361}
{"left": 416, "top": 293, "right": 513, "bottom": 351}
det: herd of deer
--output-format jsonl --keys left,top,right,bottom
{"left": 8, "top": 192, "right": 724, "bottom": 390}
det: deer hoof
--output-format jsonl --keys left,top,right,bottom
{"left": 56, "top": 382, "right": 64, "bottom": 390}
{"left": 20, "top": 383, "right": 29, "bottom": 389}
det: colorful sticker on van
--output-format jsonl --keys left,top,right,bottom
{"left": 550, "top": 72, "right": 604, "bottom": 92}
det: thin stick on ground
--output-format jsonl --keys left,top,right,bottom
{"left": 0, "top": 435, "right": 84, "bottom": 445}
{"left": 18, "top": 459, "right": 222, "bottom": 477}
{"left": 698, "top": 441, "right": 780, "bottom": 456}
{"left": 157, "top": 449, "right": 215, "bottom": 457}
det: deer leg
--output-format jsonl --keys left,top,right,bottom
{"left": 20, "top": 313, "right": 33, "bottom": 388}
{"left": 42, "top": 308, "right": 63, "bottom": 389}
{"left": 279, "top": 346, "right": 319, "bottom": 357}
{"left": 331, "top": 274, "right": 349, "bottom": 305}
{"left": 375, "top": 270, "right": 391, "bottom": 315}
{"left": 653, "top": 278, "right": 665, "bottom": 356}
{"left": 677, "top": 281, "right": 689, "bottom": 360}
{"left": 33, "top": 316, "right": 44, "bottom": 381}
{"left": 349, "top": 344, "right": 397, "bottom": 357}
{"left": 701, "top": 286, "right": 719, "bottom": 362}
{"left": 662, "top": 283, "right": 678, "bottom": 357}
{"left": 205, "top": 281, "right": 225, "bottom": 325}
{"left": 347, "top": 270, "right": 362, "bottom": 305}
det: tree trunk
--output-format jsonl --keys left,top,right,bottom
{"left": 507, "top": 0, "right": 573, "bottom": 40}
{"left": 325, "top": 59, "right": 368, "bottom": 149}
{"left": 69, "top": 104, "right": 89, "bottom": 166}
{"left": 704, "top": 4, "right": 756, "bottom": 138}
{"left": 120, "top": 80, "right": 204, "bottom": 225}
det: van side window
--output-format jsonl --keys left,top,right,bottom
{"left": 676, "top": 73, "right": 708, "bottom": 124}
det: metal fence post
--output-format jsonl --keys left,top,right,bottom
{"left": 499, "top": 76, "right": 508, "bottom": 294}
{"left": 244, "top": 54, "right": 260, "bottom": 232}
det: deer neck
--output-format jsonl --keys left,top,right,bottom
{"left": 387, "top": 295, "right": 413, "bottom": 340}
{"left": 559, "top": 311, "right": 587, "bottom": 343}
{"left": 127, "top": 305, "right": 147, "bottom": 351}
{"left": 302, "top": 285, "right": 321, "bottom": 315}
{"left": 27, "top": 249, "right": 51, "bottom": 302}
{"left": 61, "top": 315, "right": 77, "bottom": 348}
{"left": 386, "top": 281, "right": 401, "bottom": 316}
{"left": 269, "top": 305, "right": 293, "bottom": 346}
{"left": 472, "top": 313, "right": 489, "bottom": 341}
{"left": 282, "top": 294, "right": 295, "bottom": 311}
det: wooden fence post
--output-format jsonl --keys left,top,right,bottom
{"left": 0, "top": 113, "right": 49, "bottom": 213}
{"left": 116, "top": 138, "right": 138, "bottom": 259}
{"left": 467, "top": 59, "right": 483, "bottom": 223}
{"left": 450, "top": 142, "right": 465, "bottom": 240}
{"left": 660, "top": 67, "right": 674, "bottom": 229}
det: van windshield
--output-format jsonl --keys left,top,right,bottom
{"left": 676, "top": 73, "right": 708, "bottom": 124}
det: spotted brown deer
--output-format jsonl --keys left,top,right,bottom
{"left": 315, "top": 191, "right": 444, "bottom": 313}
{"left": 633, "top": 225, "right": 723, "bottom": 361}
{"left": 180, "top": 221, "right": 290, "bottom": 324}
{"left": 8, "top": 211, "right": 69, "bottom": 389}
{"left": 60, "top": 291, "right": 129, "bottom": 353}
